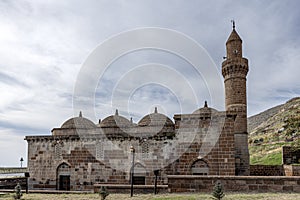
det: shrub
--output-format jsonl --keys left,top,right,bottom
{"left": 212, "top": 181, "right": 225, "bottom": 200}
{"left": 99, "top": 186, "right": 109, "bottom": 200}
{"left": 14, "top": 183, "right": 22, "bottom": 200}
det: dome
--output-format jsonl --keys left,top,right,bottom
{"left": 61, "top": 111, "right": 96, "bottom": 129}
{"left": 192, "top": 107, "right": 218, "bottom": 114}
{"left": 138, "top": 108, "right": 174, "bottom": 127}
{"left": 138, "top": 113, "right": 174, "bottom": 127}
{"left": 192, "top": 101, "right": 218, "bottom": 114}
{"left": 100, "top": 110, "right": 132, "bottom": 128}
{"left": 137, "top": 108, "right": 175, "bottom": 138}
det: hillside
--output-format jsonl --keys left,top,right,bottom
{"left": 248, "top": 104, "right": 283, "bottom": 132}
{"left": 248, "top": 97, "right": 300, "bottom": 165}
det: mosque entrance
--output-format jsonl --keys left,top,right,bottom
{"left": 133, "top": 176, "right": 146, "bottom": 185}
{"left": 59, "top": 175, "right": 70, "bottom": 190}
{"left": 57, "top": 163, "right": 71, "bottom": 190}
{"left": 131, "top": 163, "right": 146, "bottom": 185}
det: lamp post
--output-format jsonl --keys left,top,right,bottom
{"left": 130, "top": 145, "right": 135, "bottom": 197}
{"left": 20, "top": 157, "right": 24, "bottom": 168}
{"left": 24, "top": 172, "right": 30, "bottom": 194}
{"left": 154, "top": 169, "right": 159, "bottom": 194}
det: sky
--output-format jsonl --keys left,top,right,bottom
{"left": 0, "top": 0, "right": 299, "bottom": 167}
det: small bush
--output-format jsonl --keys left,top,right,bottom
{"left": 14, "top": 183, "right": 22, "bottom": 200}
{"left": 99, "top": 186, "right": 109, "bottom": 200}
{"left": 212, "top": 181, "right": 225, "bottom": 200}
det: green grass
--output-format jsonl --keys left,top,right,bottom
{"left": 248, "top": 98, "right": 300, "bottom": 166}
{"left": 1, "top": 193, "right": 300, "bottom": 200}
{"left": 250, "top": 150, "right": 282, "bottom": 165}
{"left": 249, "top": 141, "right": 287, "bottom": 165}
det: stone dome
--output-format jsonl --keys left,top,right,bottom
{"left": 138, "top": 108, "right": 174, "bottom": 127}
{"left": 192, "top": 101, "right": 218, "bottom": 114}
{"left": 61, "top": 111, "right": 96, "bottom": 129}
{"left": 100, "top": 110, "right": 132, "bottom": 128}
{"left": 137, "top": 108, "right": 175, "bottom": 138}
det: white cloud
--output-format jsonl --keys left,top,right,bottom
{"left": 0, "top": 129, "right": 27, "bottom": 167}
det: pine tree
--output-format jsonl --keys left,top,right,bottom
{"left": 14, "top": 183, "right": 22, "bottom": 200}
{"left": 212, "top": 181, "right": 225, "bottom": 200}
{"left": 99, "top": 186, "right": 109, "bottom": 200}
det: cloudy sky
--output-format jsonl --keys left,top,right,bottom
{"left": 0, "top": 0, "right": 299, "bottom": 167}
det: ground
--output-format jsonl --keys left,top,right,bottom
{"left": 1, "top": 193, "right": 300, "bottom": 200}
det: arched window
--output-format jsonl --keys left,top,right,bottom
{"left": 191, "top": 159, "right": 209, "bottom": 175}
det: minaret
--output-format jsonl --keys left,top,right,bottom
{"left": 222, "top": 21, "right": 249, "bottom": 175}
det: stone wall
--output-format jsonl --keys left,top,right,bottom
{"left": 293, "top": 166, "right": 300, "bottom": 176}
{"left": 0, "top": 177, "right": 27, "bottom": 189}
{"left": 26, "top": 135, "right": 134, "bottom": 190}
{"left": 25, "top": 112, "right": 237, "bottom": 191}
{"left": 250, "top": 165, "right": 284, "bottom": 176}
{"left": 168, "top": 175, "right": 300, "bottom": 193}
{"left": 249, "top": 165, "right": 300, "bottom": 176}
{"left": 172, "top": 112, "right": 236, "bottom": 176}
{"left": 282, "top": 146, "right": 300, "bottom": 164}
{"left": 283, "top": 165, "right": 293, "bottom": 176}
{"left": 283, "top": 165, "right": 300, "bottom": 176}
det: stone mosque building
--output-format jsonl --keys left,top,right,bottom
{"left": 25, "top": 25, "right": 250, "bottom": 191}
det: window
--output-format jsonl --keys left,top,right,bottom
{"left": 54, "top": 143, "right": 62, "bottom": 160}
{"left": 96, "top": 141, "right": 104, "bottom": 160}
{"left": 141, "top": 142, "right": 149, "bottom": 159}
{"left": 191, "top": 159, "right": 209, "bottom": 175}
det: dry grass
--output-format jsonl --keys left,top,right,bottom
{"left": 1, "top": 193, "right": 300, "bottom": 200}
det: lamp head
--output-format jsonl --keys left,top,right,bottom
{"left": 130, "top": 145, "right": 135, "bottom": 153}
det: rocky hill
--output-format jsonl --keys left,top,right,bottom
{"left": 248, "top": 104, "right": 283, "bottom": 133}
{"left": 247, "top": 97, "right": 300, "bottom": 165}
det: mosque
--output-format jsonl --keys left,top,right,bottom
{"left": 25, "top": 24, "right": 250, "bottom": 190}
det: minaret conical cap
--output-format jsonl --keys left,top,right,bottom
{"left": 226, "top": 29, "right": 242, "bottom": 44}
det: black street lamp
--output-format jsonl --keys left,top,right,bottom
{"left": 130, "top": 145, "right": 135, "bottom": 197}
{"left": 25, "top": 172, "right": 30, "bottom": 194}
{"left": 20, "top": 157, "right": 24, "bottom": 168}
{"left": 154, "top": 169, "right": 159, "bottom": 194}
